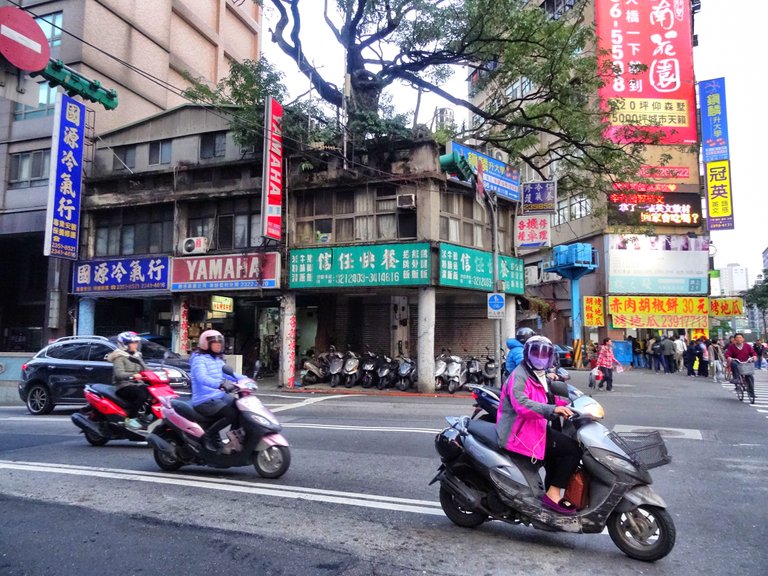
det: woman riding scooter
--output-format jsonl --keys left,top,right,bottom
{"left": 107, "top": 331, "right": 149, "bottom": 430}
{"left": 496, "top": 335, "right": 581, "bottom": 515}
{"left": 191, "top": 330, "right": 244, "bottom": 452}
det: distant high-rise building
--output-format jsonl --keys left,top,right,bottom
{"left": 719, "top": 263, "right": 749, "bottom": 295}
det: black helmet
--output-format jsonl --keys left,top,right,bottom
{"left": 515, "top": 327, "right": 535, "bottom": 345}
{"left": 435, "top": 428, "right": 463, "bottom": 461}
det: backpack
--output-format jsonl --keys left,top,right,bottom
{"left": 652, "top": 342, "right": 662, "bottom": 354}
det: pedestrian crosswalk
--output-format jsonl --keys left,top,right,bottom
{"left": 719, "top": 371, "right": 768, "bottom": 418}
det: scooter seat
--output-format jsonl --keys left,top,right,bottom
{"left": 171, "top": 400, "right": 216, "bottom": 423}
{"left": 90, "top": 384, "right": 128, "bottom": 407}
{"left": 467, "top": 419, "right": 500, "bottom": 449}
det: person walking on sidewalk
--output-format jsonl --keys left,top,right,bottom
{"left": 697, "top": 337, "right": 710, "bottom": 377}
{"left": 709, "top": 339, "right": 725, "bottom": 382}
{"left": 647, "top": 337, "right": 660, "bottom": 372}
{"left": 597, "top": 338, "right": 621, "bottom": 391}
{"left": 673, "top": 335, "right": 686, "bottom": 372}
{"left": 754, "top": 339, "right": 765, "bottom": 370}
{"left": 684, "top": 339, "right": 698, "bottom": 377}
{"left": 661, "top": 336, "right": 676, "bottom": 374}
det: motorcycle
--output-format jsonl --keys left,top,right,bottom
{"left": 301, "top": 350, "right": 330, "bottom": 386}
{"left": 342, "top": 347, "right": 361, "bottom": 388}
{"left": 360, "top": 349, "right": 378, "bottom": 389}
{"left": 431, "top": 386, "right": 675, "bottom": 562}
{"left": 147, "top": 374, "right": 291, "bottom": 479}
{"left": 395, "top": 355, "right": 417, "bottom": 391}
{"left": 376, "top": 354, "right": 399, "bottom": 390}
{"left": 327, "top": 346, "right": 345, "bottom": 388}
{"left": 465, "top": 350, "right": 482, "bottom": 386}
{"left": 435, "top": 349, "right": 450, "bottom": 391}
{"left": 445, "top": 350, "right": 467, "bottom": 394}
{"left": 71, "top": 368, "right": 178, "bottom": 446}
{"left": 482, "top": 346, "right": 499, "bottom": 387}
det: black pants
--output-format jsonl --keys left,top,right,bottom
{"left": 545, "top": 427, "right": 581, "bottom": 490}
{"left": 195, "top": 396, "right": 238, "bottom": 439}
{"left": 664, "top": 354, "right": 675, "bottom": 373}
{"left": 116, "top": 385, "right": 148, "bottom": 418}
{"left": 698, "top": 359, "right": 709, "bottom": 377}
{"left": 598, "top": 366, "right": 613, "bottom": 391}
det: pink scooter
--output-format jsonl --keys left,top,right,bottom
{"left": 147, "top": 376, "right": 290, "bottom": 478}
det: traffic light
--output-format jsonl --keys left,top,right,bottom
{"left": 32, "top": 59, "right": 118, "bottom": 110}
{"left": 439, "top": 151, "right": 474, "bottom": 182}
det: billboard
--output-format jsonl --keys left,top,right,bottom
{"left": 439, "top": 243, "right": 524, "bottom": 295}
{"left": 44, "top": 94, "right": 86, "bottom": 260}
{"left": 607, "top": 191, "right": 702, "bottom": 226}
{"left": 596, "top": 0, "right": 697, "bottom": 144}
{"left": 705, "top": 160, "right": 734, "bottom": 230}
{"left": 447, "top": 141, "right": 520, "bottom": 202}
{"left": 73, "top": 256, "right": 170, "bottom": 295}
{"left": 515, "top": 215, "right": 551, "bottom": 249}
{"left": 261, "top": 97, "right": 283, "bottom": 241}
{"left": 606, "top": 234, "right": 708, "bottom": 295}
{"left": 522, "top": 181, "right": 556, "bottom": 213}
{"left": 699, "top": 78, "right": 730, "bottom": 164}
{"left": 607, "top": 295, "right": 709, "bottom": 328}
{"left": 172, "top": 253, "right": 280, "bottom": 291}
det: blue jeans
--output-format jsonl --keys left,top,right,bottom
{"left": 632, "top": 353, "right": 643, "bottom": 368}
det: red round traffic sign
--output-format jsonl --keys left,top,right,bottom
{"left": 0, "top": 7, "right": 50, "bottom": 72}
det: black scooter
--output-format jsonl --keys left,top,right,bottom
{"left": 360, "top": 350, "right": 378, "bottom": 388}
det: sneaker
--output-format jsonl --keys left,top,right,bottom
{"left": 540, "top": 494, "right": 577, "bottom": 515}
{"left": 124, "top": 418, "right": 142, "bottom": 431}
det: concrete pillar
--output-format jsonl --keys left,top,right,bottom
{"left": 279, "top": 292, "right": 297, "bottom": 388}
{"left": 503, "top": 298, "right": 517, "bottom": 343}
{"left": 417, "top": 287, "right": 436, "bottom": 392}
{"left": 77, "top": 298, "right": 96, "bottom": 335}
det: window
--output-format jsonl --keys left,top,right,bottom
{"left": 45, "top": 342, "right": 89, "bottom": 361}
{"left": 553, "top": 194, "right": 592, "bottom": 226}
{"left": 14, "top": 83, "right": 57, "bottom": 120}
{"left": 113, "top": 146, "right": 136, "bottom": 170}
{"left": 188, "top": 198, "right": 262, "bottom": 250}
{"left": 149, "top": 140, "right": 172, "bottom": 165}
{"left": 439, "top": 192, "right": 488, "bottom": 248}
{"left": 36, "top": 12, "right": 63, "bottom": 47}
{"left": 540, "top": 0, "right": 577, "bottom": 20}
{"left": 200, "top": 132, "right": 227, "bottom": 159}
{"left": 94, "top": 205, "right": 174, "bottom": 257}
{"left": 87, "top": 344, "right": 113, "bottom": 362}
{"left": 9, "top": 150, "right": 50, "bottom": 188}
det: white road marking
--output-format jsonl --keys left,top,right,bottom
{"left": 612, "top": 424, "right": 703, "bottom": 440}
{"left": 283, "top": 423, "right": 441, "bottom": 434}
{"left": 271, "top": 394, "right": 361, "bottom": 413}
{"left": 0, "top": 460, "right": 443, "bottom": 516}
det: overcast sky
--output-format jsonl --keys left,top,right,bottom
{"left": 262, "top": 1, "right": 762, "bottom": 281}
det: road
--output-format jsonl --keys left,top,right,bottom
{"left": 1, "top": 369, "right": 767, "bottom": 575}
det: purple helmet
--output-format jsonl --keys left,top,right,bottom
{"left": 523, "top": 335, "right": 556, "bottom": 371}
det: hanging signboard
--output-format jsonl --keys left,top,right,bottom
{"left": 439, "top": 243, "right": 524, "bottom": 295}
{"left": 699, "top": 78, "right": 730, "bottom": 164}
{"left": 73, "top": 256, "right": 170, "bottom": 295}
{"left": 607, "top": 191, "right": 702, "bottom": 227}
{"left": 261, "top": 97, "right": 283, "bottom": 241}
{"left": 583, "top": 296, "right": 605, "bottom": 327}
{"left": 595, "top": 0, "right": 697, "bottom": 144}
{"left": 43, "top": 94, "right": 86, "bottom": 260}
{"left": 447, "top": 141, "right": 520, "bottom": 202}
{"left": 211, "top": 295, "right": 234, "bottom": 313}
{"left": 515, "top": 215, "right": 551, "bottom": 249}
{"left": 522, "top": 181, "right": 556, "bottom": 213}
{"left": 172, "top": 253, "right": 280, "bottom": 291}
{"left": 705, "top": 159, "right": 734, "bottom": 231}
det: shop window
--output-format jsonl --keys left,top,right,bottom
{"left": 113, "top": 146, "right": 136, "bottom": 171}
{"left": 8, "top": 150, "right": 50, "bottom": 188}
{"left": 149, "top": 140, "right": 172, "bottom": 165}
{"left": 14, "top": 82, "right": 57, "bottom": 120}
{"left": 200, "top": 132, "right": 226, "bottom": 159}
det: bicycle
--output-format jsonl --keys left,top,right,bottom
{"left": 731, "top": 359, "right": 756, "bottom": 404}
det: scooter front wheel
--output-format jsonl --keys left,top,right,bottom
{"left": 330, "top": 374, "right": 340, "bottom": 388}
{"left": 396, "top": 378, "right": 409, "bottom": 391}
{"left": 448, "top": 380, "right": 458, "bottom": 394}
{"left": 84, "top": 428, "right": 109, "bottom": 446}
{"left": 344, "top": 375, "right": 356, "bottom": 388}
{"left": 153, "top": 440, "right": 184, "bottom": 472}
{"left": 254, "top": 445, "right": 291, "bottom": 479}
{"left": 607, "top": 505, "right": 676, "bottom": 562}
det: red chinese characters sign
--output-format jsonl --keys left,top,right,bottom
{"left": 515, "top": 215, "right": 551, "bottom": 249}
{"left": 608, "top": 296, "right": 708, "bottom": 328}
{"left": 584, "top": 296, "right": 605, "bottom": 327}
{"left": 596, "top": 0, "right": 697, "bottom": 144}
{"left": 261, "top": 97, "right": 283, "bottom": 241}
{"left": 709, "top": 297, "right": 744, "bottom": 317}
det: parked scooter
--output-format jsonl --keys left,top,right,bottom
{"left": 360, "top": 349, "right": 378, "bottom": 389}
{"left": 445, "top": 349, "right": 467, "bottom": 394}
{"left": 327, "top": 346, "right": 345, "bottom": 388}
{"left": 376, "top": 354, "right": 399, "bottom": 390}
{"left": 71, "top": 368, "right": 178, "bottom": 446}
{"left": 147, "top": 374, "right": 290, "bottom": 478}
{"left": 301, "top": 350, "right": 330, "bottom": 386}
{"left": 342, "top": 347, "right": 361, "bottom": 388}
{"left": 482, "top": 347, "right": 499, "bottom": 387}
{"left": 465, "top": 350, "right": 482, "bottom": 386}
{"left": 435, "top": 349, "right": 450, "bottom": 391}
{"left": 431, "top": 385, "right": 675, "bottom": 562}
{"left": 396, "top": 355, "right": 417, "bottom": 391}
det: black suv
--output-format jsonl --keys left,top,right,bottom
{"left": 18, "top": 335, "right": 190, "bottom": 415}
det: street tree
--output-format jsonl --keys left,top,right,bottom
{"left": 744, "top": 270, "right": 768, "bottom": 338}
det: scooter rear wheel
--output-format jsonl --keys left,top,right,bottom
{"left": 253, "top": 445, "right": 291, "bottom": 479}
{"left": 439, "top": 486, "right": 486, "bottom": 528}
{"left": 84, "top": 428, "right": 109, "bottom": 446}
{"left": 153, "top": 439, "right": 183, "bottom": 471}
{"left": 607, "top": 504, "right": 676, "bottom": 562}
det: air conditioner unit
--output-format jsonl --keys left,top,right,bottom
{"left": 524, "top": 266, "right": 540, "bottom": 286}
{"left": 181, "top": 237, "right": 209, "bottom": 255}
{"left": 397, "top": 193, "right": 416, "bottom": 209}
{"left": 541, "top": 271, "right": 562, "bottom": 283}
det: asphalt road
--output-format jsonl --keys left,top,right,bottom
{"left": 1, "top": 369, "right": 767, "bottom": 575}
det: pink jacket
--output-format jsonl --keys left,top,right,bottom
{"left": 496, "top": 365, "right": 569, "bottom": 461}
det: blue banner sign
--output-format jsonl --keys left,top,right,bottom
{"left": 447, "top": 142, "right": 520, "bottom": 202}
{"left": 699, "top": 78, "right": 730, "bottom": 163}
{"left": 73, "top": 256, "right": 171, "bottom": 294}
{"left": 44, "top": 94, "right": 86, "bottom": 260}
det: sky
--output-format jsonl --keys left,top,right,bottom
{"left": 261, "top": 1, "right": 765, "bottom": 282}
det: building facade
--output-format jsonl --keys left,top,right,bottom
{"left": 0, "top": 0, "right": 261, "bottom": 351}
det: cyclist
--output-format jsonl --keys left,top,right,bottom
{"left": 724, "top": 333, "right": 757, "bottom": 397}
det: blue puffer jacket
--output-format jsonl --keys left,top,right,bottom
{"left": 505, "top": 338, "right": 524, "bottom": 376}
{"left": 190, "top": 352, "right": 243, "bottom": 406}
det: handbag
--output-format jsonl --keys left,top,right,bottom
{"left": 564, "top": 468, "right": 590, "bottom": 510}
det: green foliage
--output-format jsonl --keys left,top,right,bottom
{"left": 745, "top": 270, "right": 768, "bottom": 316}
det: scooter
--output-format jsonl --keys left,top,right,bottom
{"left": 327, "top": 345, "right": 345, "bottom": 388}
{"left": 465, "top": 350, "right": 482, "bottom": 386}
{"left": 71, "top": 368, "right": 177, "bottom": 446}
{"left": 360, "top": 349, "right": 378, "bottom": 389}
{"left": 301, "top": 350, "right": 330, "bottom": 386}
{"left": 342, "top": 347, "right": 361, "bottom": 388}
{"left": 445, "top": 350, "right": 466, "bottom": 394}
{"left": 435, "top": 349, "right": 450, "bottom": 391}
{"left": 482, "top": 347, "right": 499, "bottom": 387}
{"left": 431, "top": 386, "right": 675, "bottom": 562}
{"left": 147, "top": 375, "right": 291, "bottom": 479}
{"left": 395, "top": 355, "right": 417, "bottom": 391}
{"left": 376, "top": 354, "right": 399, "bottom": 390}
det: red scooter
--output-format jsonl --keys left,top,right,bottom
{"left": 71, "top": 369, "right": 177, "bottom": 446}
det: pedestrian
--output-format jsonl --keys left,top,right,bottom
{"left": 697, "top": 337, "right": 710, "bottom": 377}
{"left": 673, "top": 335, "right": 686, "bottom": 372}
{"left": 629, "top": 336, "right": 643, "bottom": 368}
{"left": 597, "top": 337, "right": 621, "bottom": 391}
{"left": 684, "top": 340, "right": 698, "bottom": 376}
{"left": 754, "top": 339, "right": 764, "bottom": 370}
{"left": 646, "top": 337, "right": 658, "bottom": 371}
{"left": 638, "top": 337, "right": 648, "bottom": 368}
{"left": 709, "top": 339, "right": 725, "bottom": 382}
{"left": 661, "top": 336, "right": 676, "bottom": 374}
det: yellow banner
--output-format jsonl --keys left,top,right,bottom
{"left": 690, "top": 328, "right": 710, "bottom": 341}
{"left": 709, "top": 297, "right": 744, "bottom": 317}
{"left": 706, "top": 160, "right": 733, "bottom": 218}
{"left": 608, "top": 296, "right": 709, "bottom": 316}
{"left": 583, "top": 296, "right": 605, "bottom": 327}
{"left": 612, "top": 314, "right": 708, "bottom": 329}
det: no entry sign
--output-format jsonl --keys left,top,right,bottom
{"left": 0, "top": 7, "right": 50, "bottom": 72}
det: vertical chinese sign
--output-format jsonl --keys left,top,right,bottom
{"left": 261, "top": 97, "right": 283, "bottom": 241}
{"left": 44, "top": 94, "right": 85, "bottom": 259}
{"left": 515, "top": 215, "right": 551, "bottom": 249}
{"left": 583, "top": 296, "right": 605, "bottom": 327}
{"left": 699, "top": 78, "right": 735, "bottom": 231}
{"left": 596, "top": 0, "right": 697, "bottom": 145}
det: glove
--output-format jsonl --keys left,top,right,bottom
{"left": 220, "top": 381, "right": 237, "bottom": 393}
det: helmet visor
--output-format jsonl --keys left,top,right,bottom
{"left": 527, "top": 341, "right": 554, "bottom": 370}
{"left": 206, "top": 335, "right": 224, "bottom": 345}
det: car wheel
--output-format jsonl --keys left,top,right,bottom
{"left": 26, "top": 383, "right": 54, "bottom": 415}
